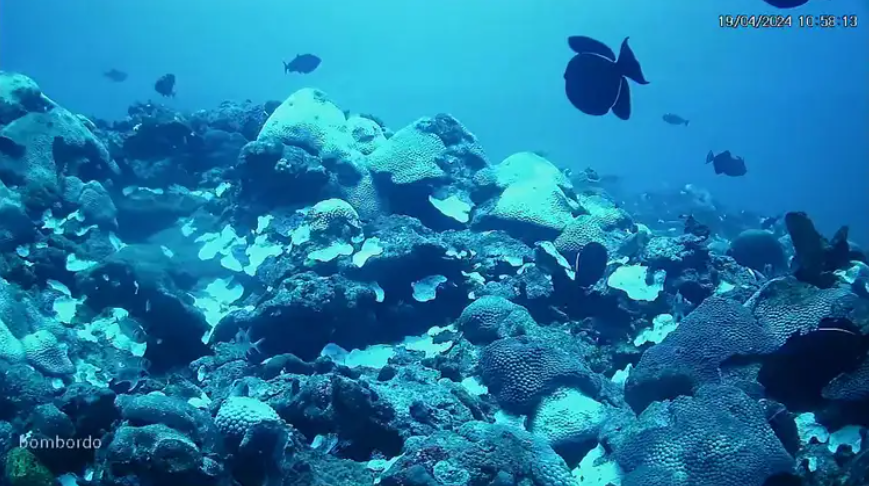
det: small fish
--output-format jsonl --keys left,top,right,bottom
{"left": 154, "top": 73, "right": 176, "bottom": 97}
{"left": 564, "top": 36, "right": 649, "bottom": 120}
{"left": 110, "top": 357, "right": 150, "bottom": 393}
{"left": 103, "top": 69, "right": 128, "bottom": 82}
{"left": 662, "top": 113, "right": 689, "bottom": 126}
{"left": 283, "top": 54, "right": 321, "bottom": 74}
{"left": 706, "top": 150, "right": 747, "bottom": 177}
{"left": 582, "top": 167, "right": 601, "bottom": 183}
{"left": 762, "top": 0, "right": 810, "bottom": 9}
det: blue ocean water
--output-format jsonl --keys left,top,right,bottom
{"left": 2, "top": 0, "right": 866, "bottom": 242}
{"left": 2, "top": 2, "right": 869, "bottom": 486}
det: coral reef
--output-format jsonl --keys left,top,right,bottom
{"left": 0, "top": 71, "right": 865, "bottom": 486}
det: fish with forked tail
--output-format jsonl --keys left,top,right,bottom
{"left": 284, "top": 54, "right": 321, "bottom": 74}
{"left": 563, "top": 36, "right": 649, "bottom": 120}
{"left": 706, "top": 150, "right": 747, "bottom": 177}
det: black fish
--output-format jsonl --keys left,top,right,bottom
{"left": 575, "top": 242, "right": 608, "bottom": 287}
{"left": 662, "top": 113, "right": 689, "bottom": 126}
{"left": 762, "top": 0, "right": 810, "bottom": 8}
{"left": 759, "top": 319, "right": 865, "bottom": 410}
{"left": 284, "top": 54, "right": 321, "bottom": 74}
{"left": 0, "top": 135, "right": 25, "bottom": 158}
{"left": 103, "top": 69, "right": 128, "bottom": 82}
{"left": 564, "top": 36, "right": 649, "bottom": 120}
{"left": 154, "top": 73, "right": 176, "bottom": 97}
{"left": 706, "top": 150, "right": 747, "bottom": 177}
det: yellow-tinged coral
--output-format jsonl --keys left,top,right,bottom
{"left": 258, "top": 88, "right": 386, "bottom": 160}
{"left": 365, "top": 121, "right": 447, "bottom": 186}
{"left": 306, "top": 198, "right": 361, "bottom": 234}
{"left": 492, "top": 152, "right": 572, "bottom": 191}
{"left": 488, "top": 180, "right": 574, "bottom": 234}
{"left": 554, "top": 215, "right": 608, "bottom": 259}
{"left": 578, "top": 193, "right": 632, "bottom": 230}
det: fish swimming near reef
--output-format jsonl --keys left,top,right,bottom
{"left": 564, "top": 36, "right": 649, "bottom": 120}
{"left": 663, "top": 113, "right": 689, "bottom": 126}
{"left": 103, "top": 69, "right": 128, "bottom": 82}
{"left": 581, "top": 167, "right": 601, "bottom": 183}
{"left": 706, "top": 150, "right": 747, "bottom": 177}
{"left": 154, "top": 73, "right": 176, "bottom": 97}
{"left": 762, "top": 0, "right": 810, "bottom": 8}
{"left": 575, "top": 242, "right": 608, "bottom": 287}
{"left": 0, "top": 135, "right": 25, "bottom": 158}
{"left": 284, "top": 54, "right": 322, "bottom": 74}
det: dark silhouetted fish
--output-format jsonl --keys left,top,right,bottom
{"left": 154, "top": 73, "right": 176, "bottom": 97}
{"left": 759, "top": 318, "right": 865, "bottom": 410}
{"left": 564, "top": 36, "right": 649, "bottom": 120}
{"left": 103, "top": 69, "right": 128, "bottom": 82}
{"left": 662, "top": 113, "right": 689, "bottom": 126}
{"left": 762, "top": 0, "right": 810, "bottom": 8}
{"left": 284, "top": 54, "right": 321, "bottom": 74}
{"left": 575, "top": 242, "right": 608, "bottom": 287}
{"left": 706, "top": 150, "right": 747, "bottom": 177}
{"left": 0, "top": 136, "right": 25, "bottom": 158}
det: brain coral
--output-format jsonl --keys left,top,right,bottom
{"left": 365, "top": 120, "right": 448, "bottom": 186}
{"left": 258, "top": 88, "right": 385, "bottom": 160}
{"left": 611, "top": 385, "right": 795, "bottom": 486}
{"left": 481, "top": 337, "right": 600, "bottom": 414}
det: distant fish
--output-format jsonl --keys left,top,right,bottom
{"left": 582, "top": 167, "right": 601, "bottom": 183}
{"left": 154, "top": 73, "right": 176, "bottom": 97}
{"left": 598, "top": 174, "right": 622, "bottom": 185}
{"left": 662, "top": 113, "right": 689, "bottom": 126}
{"left": 682, "top": 214, "right": 710, "bottom": 239}
{"left": 564, "top": 36, "right": 649, "bottom": 120}
{"left": 706, "top": 150, "right": 747, "bottom": 177}
{"left": 762, "top": 0, "right": 810, "bottom": 8}
{"left": 103, "top": 69, "right": 128, "bottom": 82}
{"left": 284, "top": 54, "right": 321, "bottom": 74}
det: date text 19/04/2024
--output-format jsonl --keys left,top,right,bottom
{"left": 719, "top": 14, "right": 858, "bottom": 29}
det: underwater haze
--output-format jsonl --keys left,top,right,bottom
{"left": 4, "top": 2, "right": 869, "bottom": 485}
{"left": 1, "top": 0, "right": 867, "bottom": 242}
